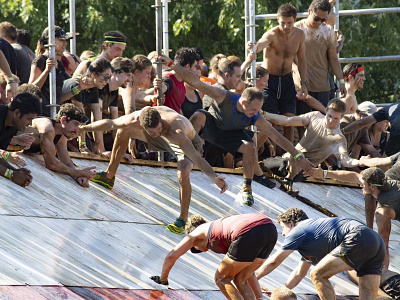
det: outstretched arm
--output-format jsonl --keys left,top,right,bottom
{"left": 255, "top": 249, "right": 293, "bottom": 280}
{"left": 158, "top": 56, "right": 227, "bottom": 105}
{"left": 81, "top": 112, "right": 138, "bottom": 133}
{"left": 262, "top": 112, "right": 308, "bottom": 127}
{"left": 255, "top": 117, "right": 315, "bottom": 172}
{"left": 41, "top": 133, "right": 94, "bottom": 180}
{"left": 150, "top": 234, "right": 197, "bottom": 285}
{"left": 286, "top": 260, "right": 311, "bottom": 289}
{"left": 359, "top": 156, "right": 393, "bottom": 168}
{"left": 339, "top": 152, "right": 361, "bottom": 168}
{"left": 311, "top": 164, "right": 363, "bottom": 184}
{"left": 250, "top": 31, "right": 273, "bottom": 54}
{"left": 342, "top": 115, "right": 376, "bottom": 135}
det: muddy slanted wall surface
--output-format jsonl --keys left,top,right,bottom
{"left": 0, "top": 154, "right": 397, "bottom": 299}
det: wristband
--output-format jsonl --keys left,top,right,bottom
{"left": 72, "top": 86, "right": 80, "bottom": 95}
{"left": 294, "top": 153, "right": 303, "bottom": 160}
{"left": 7, "top": 77, "right": 15, "bottom": 83}
{"left": 341, "top": 127, "right": 346, "bottom": 134}
{"left": 79, "top": 141, "right": 86, "bottom": 148}
{"left": 339, "top": 79, "right": 345, "bottom": 85}
{"left": 167, "top": 60, "right": 174, "bottom": 67}
{"left": 323, "top": 169, "right": 328, "bottom": 180}
{"left": 170, "top": 61, "right": 177, "bottom": 68}
{"left": 3, "top": 169, "right": 13, "bottom": 179}
{"left": 261, "top": 110, "right": 267, "bottom": 118}
{"left": 301, "top": 81, "right": 308, "bottom": 86}
{"left": 1, "top": 150, "right": 9, "bottom": 160}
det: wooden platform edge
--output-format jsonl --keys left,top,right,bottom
{"left": 68, "top": 152, "right": 360, "bottom": 188}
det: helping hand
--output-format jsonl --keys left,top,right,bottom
{"left": 214, "top": 176, "right": 228, "bottom": 194}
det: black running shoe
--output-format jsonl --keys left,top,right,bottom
{"left": 254, "top": 174, "right": 276, "bottom": 189}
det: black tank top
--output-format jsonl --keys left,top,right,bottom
{"left": 181, "top": 90, "right": 202, "bottom": 119}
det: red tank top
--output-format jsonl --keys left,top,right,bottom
{"left": 208, "top": 213, "right": 273, "bottom": 254}
{"left": 162, "top": 72, "right": 186, "bottom": 113}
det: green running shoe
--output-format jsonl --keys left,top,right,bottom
{"left": 91, "top": 171, "right": 115, "bottom": 189}
{"left": 240, "top": 187, "right": 254, "bottom": 206}
{"left": 166, "top": 218, "right": 186, "bottom": 234}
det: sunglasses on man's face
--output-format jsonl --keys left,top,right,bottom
{"left": 313, "top": 14, "right": 327, "bottom": 23}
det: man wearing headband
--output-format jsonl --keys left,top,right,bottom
{"left": 74, "top": 31, "right": 126, "bottom": 76}
{"left": 101, "top": 31, "right": 126, "bottom": 61}
{"left": 341, "top": 63, "right": 366, "bottom": 114}
{"left": 24, "top": 103, "right": 96, "bottom": 187}
{"left": 295, "top": 0, "right": 346, "bottom": 125}
{"left": 309, "top": 164, "right": 400, "bottom": 268}
{"left": 338, "top": 64, "right": 382, "bottom": 165}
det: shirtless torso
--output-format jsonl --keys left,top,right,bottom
{"left": 259, "top": 25, "right": 306, "bottom": 77}
{"left": 116, "top": 106, "right": 196, "bottom": 143}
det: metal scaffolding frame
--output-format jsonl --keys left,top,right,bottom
{"left": 245, "top": 3, "right": 400, "bottom": 66}
{"left": 47, "top": 0, "right": 57, "bottom": 118}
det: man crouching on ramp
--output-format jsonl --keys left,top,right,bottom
{"left": 157, "top": 55, "right": 314, "bottom": 206}
{"left": 81, "top": 106, "right": 227, "bottom": 234}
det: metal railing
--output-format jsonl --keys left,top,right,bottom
{"left": 246, "top": 4, "right": 400, "bottom": 69}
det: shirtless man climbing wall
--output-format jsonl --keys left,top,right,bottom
{"left": 249, "top": 3, "right": 307, "bottom": 144}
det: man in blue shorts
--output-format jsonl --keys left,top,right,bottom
{"left": 311, "top": 159, "right": 400, "bottom": 269}
{"left": 255, "top": 208, "right": 385, "bottom": 299}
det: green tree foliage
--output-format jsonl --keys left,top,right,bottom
{"left": 0, "top": 0, "right": 399, "bottom": 103}
{"left": 339, "top": 0, "right": 400, "bottom": 103}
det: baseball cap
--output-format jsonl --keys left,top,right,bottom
{"left": 361, "top": 167, "right": 390, "bottom": 190}
{"left": 193, "top": 48, "right": 208, "bottom": 61}
{"left": 357, "top": 101, "right": 377, "bottom": 116}
{"left": 42, "top": 26, "right": 72, "bottom": 41}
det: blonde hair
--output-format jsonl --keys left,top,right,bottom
{"left": 271, "top": 286, "right": 297, "bottom": 300}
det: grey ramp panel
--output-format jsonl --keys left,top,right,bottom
{"left": 0, "top": 155, "right": 362, "bottom": 296}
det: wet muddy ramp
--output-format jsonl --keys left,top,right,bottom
{"left": 0, "top": 154, "right": 397, "bottom": 299}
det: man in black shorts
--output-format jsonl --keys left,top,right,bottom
{"left": 157, "top": 55, "right": 314, "bottom": 206}
{"left": 249, "top": 4, "right": 308, "bottom": 144}
{"left": 310, "top": 160, "right": 400, "bottom": 269}
{"left": 255, "top": 208, "right": 385, "bottom": 300}
{"left": 151, "top": 213, "right": 277, "bottom": 299}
